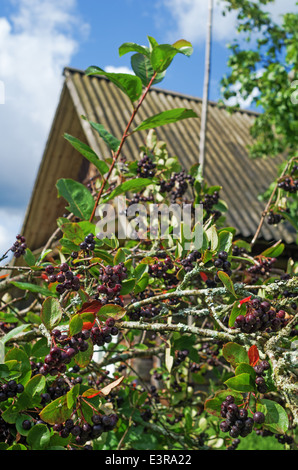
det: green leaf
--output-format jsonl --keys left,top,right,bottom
{"left": 67, "top": 384, "right": 80, "bottom": 409}
{"left": 134, "top": 273, "right": 149, "bottom": 294}
{"left": 217, "top": 230, "right": 233, "bottom": 255}
{"left": 10, "top": 281, "right": 54, "bottom": 298}
{"left": 102, "top": 178, "right": 153, "bottom": 202}
{"left": 217, "top": 271, "right": 237, "bottom": 298}
{"left": 150, "top": 42, "right": 193, "bottom": 73}
{"left": 5, "top": 348, "right": 31, "bottom": 384}
{"left": 85, "top": 66, "right": 143, "bottom": 103}
{"left": 172, "top": 39, "right": 194, "bottom": 57}
{"left": 81, "top": 118, "right": 121, "bottom": 154}
{"left": 114, "top": 248, "right": 126, "bottom": 265}
{"left": 260, "top": 240, "right": 285, "bottom": 258}
{"left": 131, "top": 53, "right": 166, "bottom": 87}
{"left": 0, "top": 324, "right": 30, "bottom": 345}
{"left": 27, "top": 424, "right": 51, "bottom": 450}
{"left": 40, "top": 394, "right": 72, "bottom": 425}
{"left": 120, "top": 278, "right": 136, "bottom": 295}
{"left": 133, "top": 108, "right": 198, "bottom": 133}
{"left": 224, "top": 373, "right": 256, "bottom": 393}
{"left": 56, "top": 178, "right": 95, "bottom": 221}
{"left": 222, "top": 342, "right": 249, "bottom": 368}
{"left": 41, "top": 297, "right": 63, "bottom": 331}
{"left": 64, "top": 133, "right": 109, "bottom": 175}
{"left": 97, "top": 304, "right": 126, "bottom": 321}
{"left": 235, "top": 362, "right": 256, "bottom": 379}
{"left": 18, "top": 374, "right": 46, "bottom": 409}
{"left": 23, "top": 248, "right": 35, "bottom": 267}
{"left": 74, "top": 339, "right": 93, "bottom": 368}
{"left": 257, "top": 399, "right": 289, "bottom": 434}
{"left": 119, "top": 42, "right": 150, "bottom": 58}
{"left": 206, "top": 225, "right": 218, "bottom": 251}
{"left": 69, "top": 314, "right": 83, "bottom": 337}
{"left": 229, "top": 300, "right": 247, "bottom": 327}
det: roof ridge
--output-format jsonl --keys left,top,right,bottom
{"left": 63, "top": 66, "right": 260, "bottom": 117}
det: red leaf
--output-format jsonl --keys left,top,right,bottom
{"left": 77, "top": 300, "right": 102, "bottom": 315}
{"left": 200, "top": 272, "right": 208, "bottom": 282}
{"left": 239, "top": 296, "right": 252, "bottom": 306}
{"left": 248, "top": 345, "right": 259, "bottom": 367}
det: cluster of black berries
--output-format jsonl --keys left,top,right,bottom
{"left": 10, "top": 234, "right": 27, "bottom": 258}
{"left": 46, "top": 262, "right": 81, "bottom": 294}
{"left": 227, "top": 438, "right": 241, "bottom": 450}
{"left": 201, "top": 191, "right": 221, "bottom": 221}
{"left": 180, "top": 250, "right": 201, "bottom": 273}
{"left": 40, "top": 374, "right": 81, "bottom": 405}
{"left": 128, "top": 290, "right": 161, "bottom": 321}
{"left": 137, "top": 155, "right": 156, "bottom": 178}
{"left": 253, "top": 360, "right": 270, "bottom": 393}
{"left": 213, "top": 251, "right": 232, "bottom": 278}
{"left": 267, "top": 210, "right": 284, "bottom": 225}
{"left": 90, "top": 317, "right": 119, "bottom": 347}
{"left": 220, "top": 395, "right": 265, "bottom": 438}
{"left": 232, "top": 244, "right": 248, "bottom": 257}
{"left": 149, "top": 256, "right": 174, "bottom": 278}
{"left": 0, "top": 380, "right": 24, "bottom": 402}
{"left": 159, "top": 171, "right": 194, "bottom": 202}
{"left": 234, "top": 298, "right": 289, "bottom": 333}
{"left": 38, "top": 329, "right": 91, "bottom": 376}
{"left": 275, "top": 433, "right": 294, "bottom": 445}
{"left": 79, "top": 233, "right": 96, "bottom": 253}
{"left": 277, "top": 176, "right": 298, "bottom": 193}
{"left": 247, "top": 257, "right": 276, "bottom": 279}
{"left": 96, "top": 263, "right": 127, "bottom": 301}
{"left": 0, "top": 414, "right": 17, "bottom": 445}
{"left": 173, "top": 349, "right": 189, "bottom": 367}
{"left": 53, "top": 413, "right": 118, "bottom": 445}
{"left": 127, "top": 192, "right": 154, "bottom": 208}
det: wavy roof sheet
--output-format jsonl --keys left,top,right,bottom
{"left": 21, "top": 67, "right": 296, "bottom": 251}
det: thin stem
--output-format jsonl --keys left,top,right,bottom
{"left": 250, "top": 156, "right": 296, "bottom": 247}
{"left": 89, "top": 72, "right": 157, "bottom": 223}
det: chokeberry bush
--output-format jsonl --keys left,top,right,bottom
{"left": 0, "top": 36, "right": 297, "bottom": 452}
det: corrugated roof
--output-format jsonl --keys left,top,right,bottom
{"left": 21, "top": 67, "right": 296, "bottom": 251}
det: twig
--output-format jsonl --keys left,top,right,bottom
{"left": 89, "top": 72, "right": 157, "bottom": 223}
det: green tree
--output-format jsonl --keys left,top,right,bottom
{"left": 220, "top": 0, "right": 298, "bottom": 159}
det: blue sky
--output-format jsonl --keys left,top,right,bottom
{"left": 0, "top": 0, "right": 296, "bottom": 261}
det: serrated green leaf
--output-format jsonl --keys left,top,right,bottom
{"left": 133, "top": 108, "right": 198, "bottom": 133}
{"left": 224, "top": 372, "right": 256, "bottom": 392}
{"left": 150, "top": 42, "right": 193, "bottom": 73}
{"left": 85, "top": 66, "right": 143, "bottom": 103}
{"left": 69, "top": 314, "right": 83, "bottom": 337}
{"left": 257, "top": 399, "right": 289, "bottom": 434}
{"left": 41, "top": 297, "right": 63, "bottom": 331}
{"left": 81, "top": 118, "right": 121, "bottom": 154}
{"left": 131, "top": 53, "right": 166, "bottom": 87}
{"left": 56, "top": 178, "right": 95, "bottom": 221}
{"left": 64, "top": 133, "right": 109, "bottom": 175}
{"left": 102, "top": 178, "right": 153, "bottom": 202}
{"left": 217, "top": 271, "right": 237, "bottom": 298}
{"left": 222, "top": 342, "right": 249, "bottom": 367}
{"left": 10, "top": 281, "right": 54, "bottom": 298}
{"left": 119, "top": 42, "right": 150, "bottom": 58}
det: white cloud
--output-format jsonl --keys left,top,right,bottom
{"left": 0, "top": 0, "right": 89, "bottom": 259}
{"left": 104, "top": 65, "right": 133, "bottom": 74}
{"left": 159, "top": 0, "right": 238, "bottom": 45}
{"left": 159, "top": 0, "right": 297, "bottom": 46}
